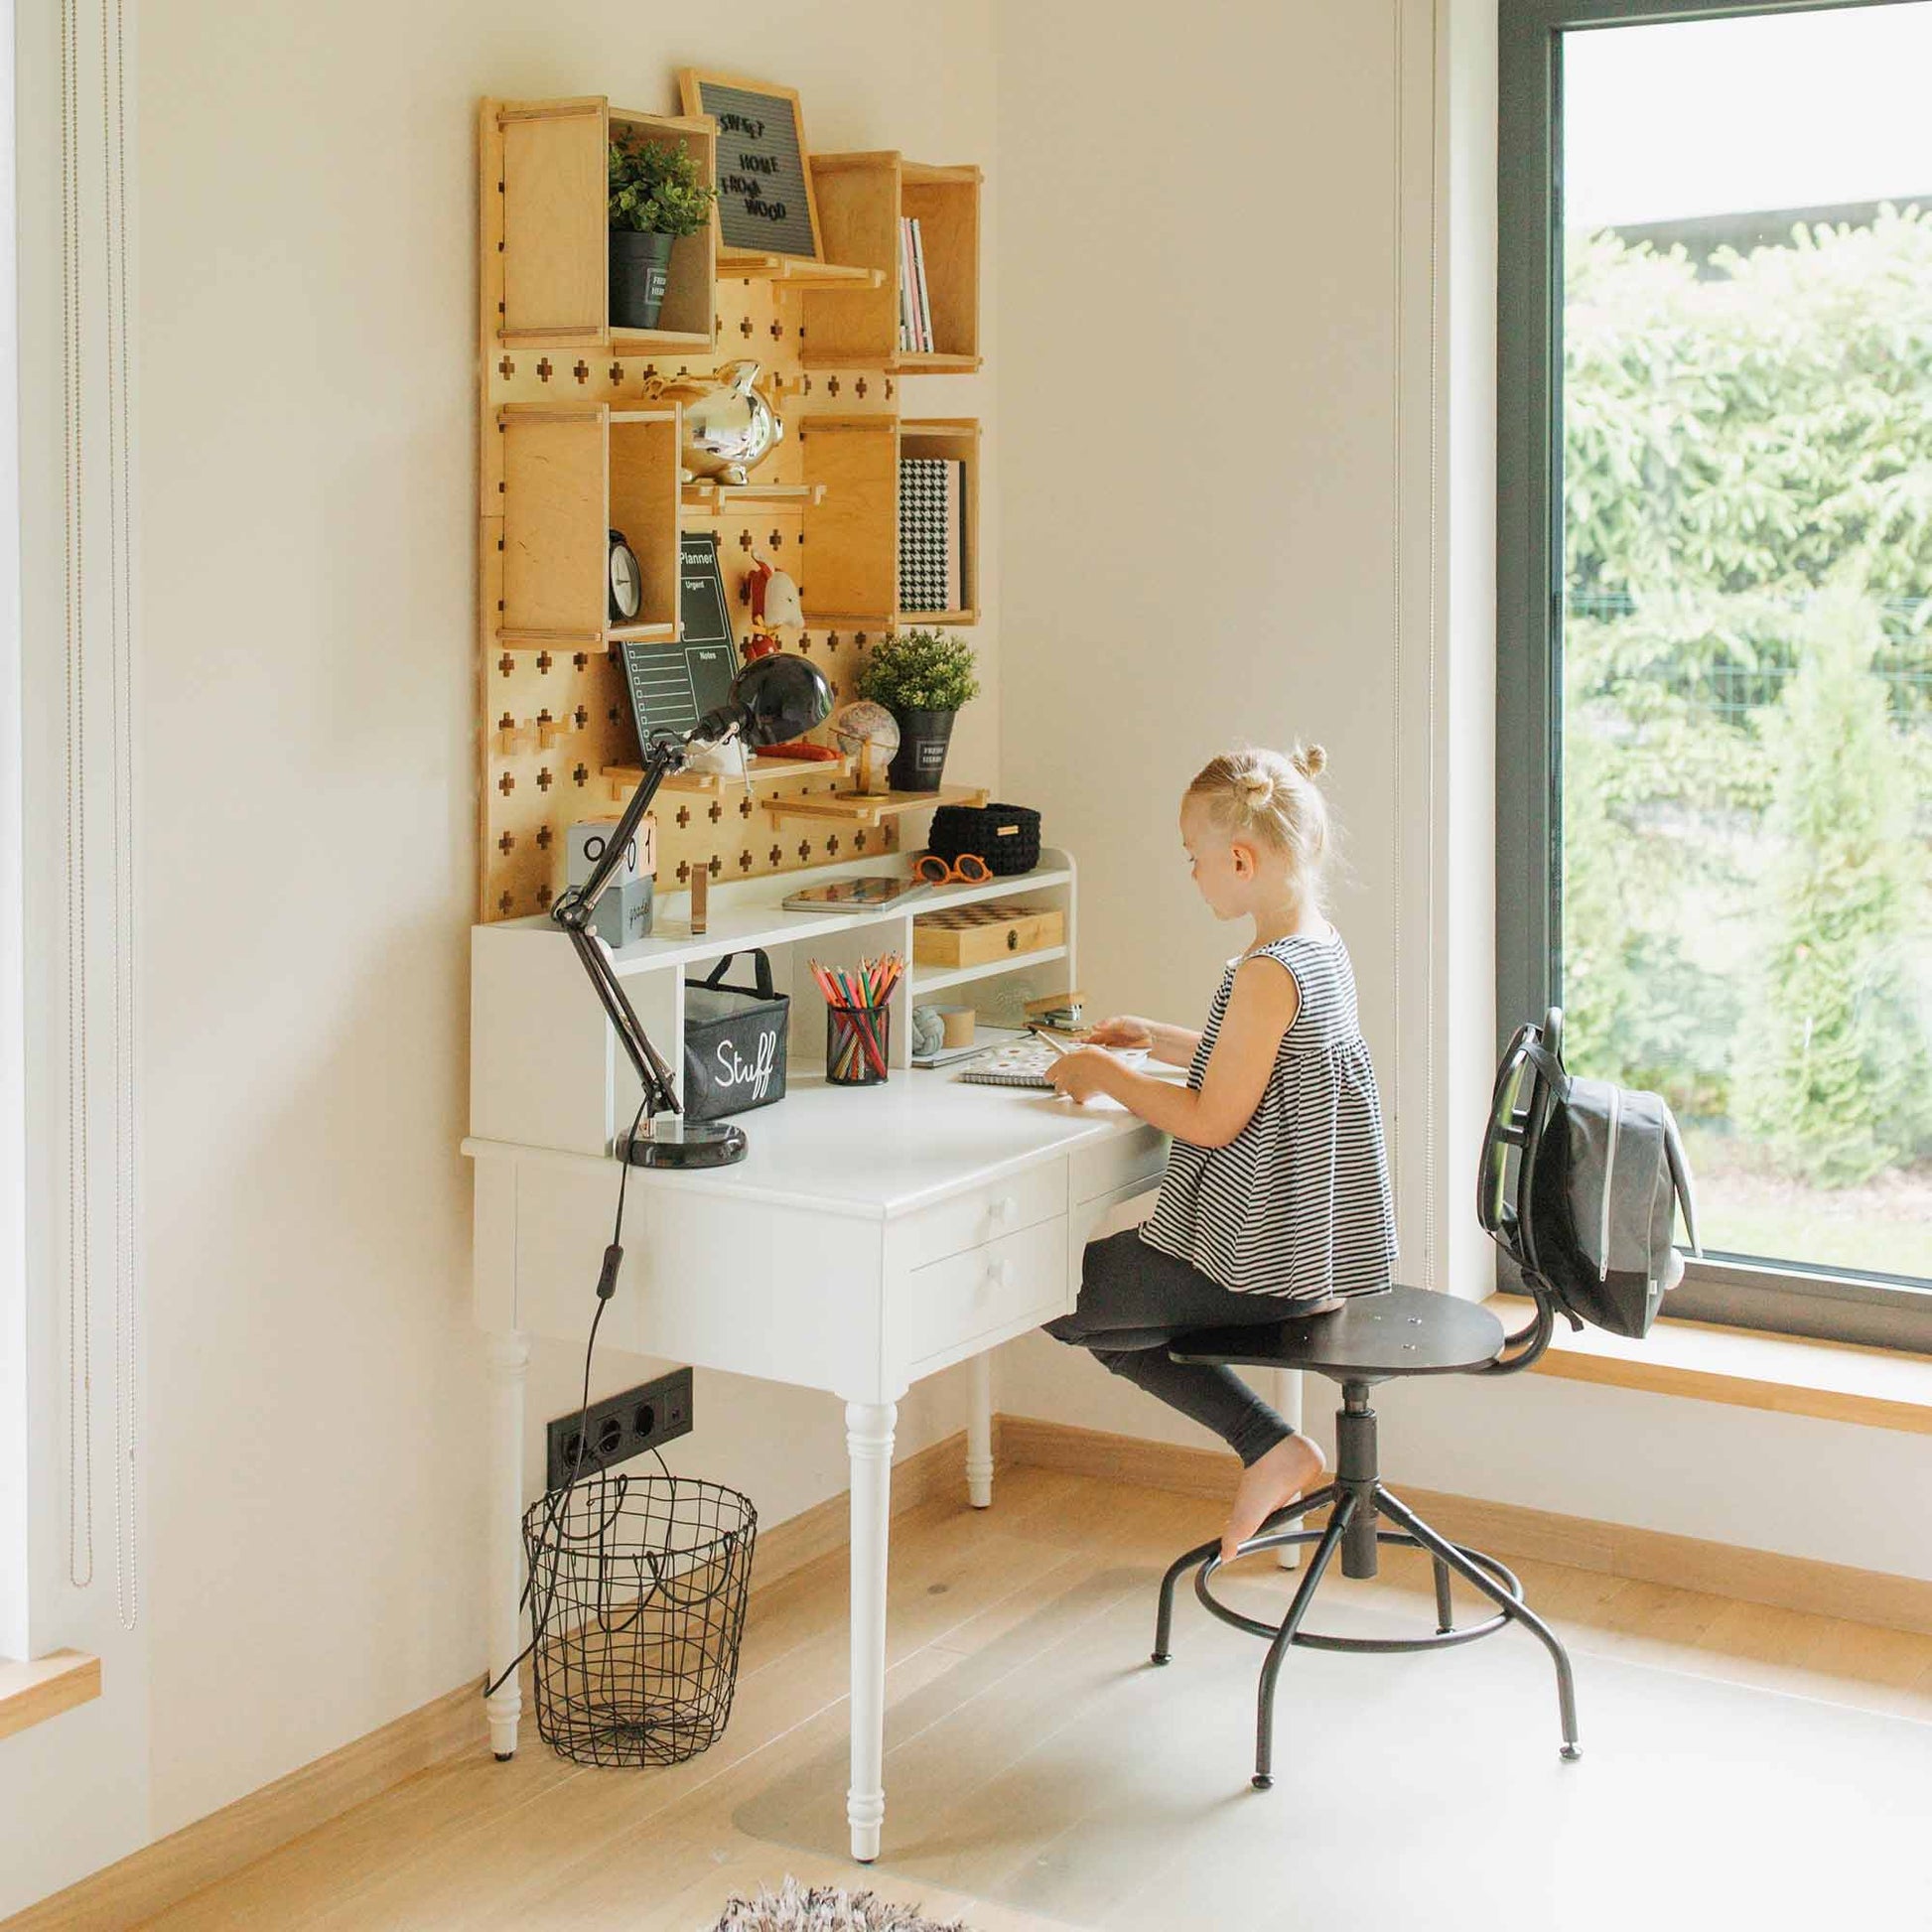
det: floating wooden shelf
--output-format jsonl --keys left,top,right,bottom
{"left": 680, "top": 481, "right": 828, "bottom": 515}
{"left": 603, "top": 753, "right": 856, "bottom": 803}
{"left": 891, "top": 351, "right": 983, "bottom": 375}
{"left": 611, "top": 327, "right": 714, "bottom": 355}
{"left": 719, "top": 251, "right": 883, "bottom": 288}
{"left": 763, "top": 783, "right": 990, "bottom": 828}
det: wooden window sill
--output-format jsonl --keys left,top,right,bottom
{"left": 1500, "top": 1297, "right": 1932, "bottom": 1436}
{"left": 0, "top": 1650, "right": 101, "bottom": 1742}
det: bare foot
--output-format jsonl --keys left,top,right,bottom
{"left": 1221, "top": 1436, "right": 1328, "bottom": 1565}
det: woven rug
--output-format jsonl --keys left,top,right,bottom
{"left": 710, "top": 1876, "right": 966, "bottom": 1931}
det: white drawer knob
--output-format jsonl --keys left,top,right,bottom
{"left": 986, "top": 1257, "right": 1015, "bottom": 1289}
{"left": 989, "top": 1194, "right": 1019, "bottom": 1226}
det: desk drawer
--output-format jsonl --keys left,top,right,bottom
{"left": 892, "top": 1160, "right": 1067, "bottom": 1274}
{"left": 1070, "top": 1127, "right": 1169, "bottom": 1204}
{"left": 898, "top": 1215, "right": 1068, "bottom": 1373}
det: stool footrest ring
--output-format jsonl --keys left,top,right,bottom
{"left": 1189, "top": 1528, "right": 1522, "bottom": 1653}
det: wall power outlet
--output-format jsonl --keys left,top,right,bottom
{"left": 544, "top": 1366, "right": 694, "bottom": 1492}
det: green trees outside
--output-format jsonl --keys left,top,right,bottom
{"left": 1561, "top": 206, "right": 1932, "bottom": 1203}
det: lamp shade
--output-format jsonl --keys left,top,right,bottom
{"left": 726, "top": 652, "right": 834, "bottom": 747}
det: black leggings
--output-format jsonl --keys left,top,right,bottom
{"left": 1043, "top": 1228, "right": 1297, "bottom": 1467}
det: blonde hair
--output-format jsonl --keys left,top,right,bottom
{"left": 1184, "top": 744, "right": 1331, "bottom": 898}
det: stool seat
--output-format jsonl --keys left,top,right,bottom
{"left": 1170, "top": 1283, "right": 1507, "bottom": 1381}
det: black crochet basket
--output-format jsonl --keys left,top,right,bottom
{"left": 927, "top": 802, "right": 1041, "bottom": 878}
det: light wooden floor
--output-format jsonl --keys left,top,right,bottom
{"left": 134, "top": 1467, "right": 1932, "bottom": 1931}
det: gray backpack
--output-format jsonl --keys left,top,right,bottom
{"left": 1483, "top": 1010, "right": 1702, "bottom": 1339}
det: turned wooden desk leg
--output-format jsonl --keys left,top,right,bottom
{"left": 486, "top": 1330, "right": 530, "bottom": 1759}
{"left": 845, "top": 1398, "right": 897, "bottom": 1863}
{"left": 965, "top": 1352, "right": 994, "bottom": 1508}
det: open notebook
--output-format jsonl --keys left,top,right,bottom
{"left": 957, "top": 1040, "right": 1148, "bottom": 1089}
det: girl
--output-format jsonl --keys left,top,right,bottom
{"left": 1044, "top": 746, "right": 1398, "bottom": 1562}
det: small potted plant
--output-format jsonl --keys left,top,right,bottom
{"left": 608, "top": 134, "right": 717, "bottom": 331}
{"left": 856, "top": 628, "right": 981, "bottom": 792}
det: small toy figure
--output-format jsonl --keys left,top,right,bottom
{"left": 745, "top": 552, "right": 805, "bottom": 660}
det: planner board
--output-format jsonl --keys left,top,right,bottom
{"left": 620, "top": 535, "right": 739, "bottom": 752}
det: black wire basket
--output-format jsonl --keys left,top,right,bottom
{"left": 522, "top": 1468, "right": 758, "bottom": 1767}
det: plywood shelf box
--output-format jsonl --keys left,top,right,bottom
{"left": 498, "top": 403, "right": 680, "bottom": 645}
{"left": 480, "top": 95, "right": 987, "bottom": 922}
{"left": 803, "top": 153, "right": 982, "bottom": 373}
{"left": 798, "top": 416, "right": 980, "bottom": 627}
{"left": 494, "top": 98, "right": 719, "bottom": 353}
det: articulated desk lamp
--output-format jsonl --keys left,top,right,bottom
{"left": 551, "top": 651, "right": 834, "bottom": 1171}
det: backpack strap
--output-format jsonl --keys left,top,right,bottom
{"left": 1662, "top": 1107, "right": 1702, "bottom": 1258}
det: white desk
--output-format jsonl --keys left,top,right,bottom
{"left": 465, "top": 853, "right": 1168, "bottom": 1861}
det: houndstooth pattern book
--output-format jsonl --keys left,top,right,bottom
{"left": 898, "top": 458, "right": 965, "bottom": 613}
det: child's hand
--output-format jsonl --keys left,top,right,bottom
{"left": 1085, "top": 1015, "right": 1153, "bottom": 1050}
{"left": 1048, "top": 1049, "right": 1117, "bottom": 1104}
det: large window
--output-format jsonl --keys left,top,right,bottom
{"left": 1500, "top": 0, "right": 1932, "bottom": 1347}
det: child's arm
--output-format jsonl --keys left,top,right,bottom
{"left": 1049, "top": 958, "right": 1299, "bottom": 1146}
{"left": 1084, "top": 1014, "right": 1201, "bottom": 1066}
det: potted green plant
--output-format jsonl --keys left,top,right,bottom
{"left": 856, "top": 628, "right": 981, "bottom": 792}
{"left": 608, "top": 135, "right": 717, "bottom": 331}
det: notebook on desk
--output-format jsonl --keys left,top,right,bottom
{"left": 956, "top": 1038, "right": 1147, "bottom": 1089}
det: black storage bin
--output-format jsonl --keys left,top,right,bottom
{"left": 682, "top": 951, "right": 788, "bottom": 1121}
{"left": 927, "top": 802, "right": 1041, "bottom": 878}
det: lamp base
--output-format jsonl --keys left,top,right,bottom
{"left": 619, "top": 1116, "right": 749, "bottom": 1169}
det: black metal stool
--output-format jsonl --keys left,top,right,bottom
{"left": 1150, "top": 1009, "right": 1584, "bottom": 1788}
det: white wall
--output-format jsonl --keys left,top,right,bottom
{"left": 993, "top": 0, "right": 1932, "bottom": 1591}
{"left": 3, "top": 1, "right": 997, "bottom": 1915}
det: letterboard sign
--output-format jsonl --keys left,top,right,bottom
{"left": 621, "top": 533, "right": 740, "bottom": 757}
{"left": 678, "top": 69, "right": 822, "bottom": 263}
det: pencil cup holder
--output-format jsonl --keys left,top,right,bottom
{"left": 826, "top": 1005, "right": 891, "bottom": 1086}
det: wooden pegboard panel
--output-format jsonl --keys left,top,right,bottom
{"left": 479, "top": 111, "right": 903, "bottom": 922}
{"left": 483, "top": 291, "right": 903, "bottom": 919}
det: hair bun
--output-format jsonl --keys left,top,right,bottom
{"left": 1238, "top": 769, "right": 1276, "bottom": 807}
{"left": 1295, "top": 742, "right": 1328, "bottom": 778}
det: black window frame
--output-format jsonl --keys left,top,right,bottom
{"left": 1497, "top": 0, "right": 1932, "bottom": 1352}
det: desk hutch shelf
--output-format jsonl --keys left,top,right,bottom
{"left": 480, "top": 94, "right": 987, "bottom": 924}
{"left": 472, "top": 851, "right": 1078, "bottom": 1156}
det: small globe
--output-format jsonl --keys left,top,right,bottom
{"left": 830, "top": 701, "right": 899, "bottom": 757}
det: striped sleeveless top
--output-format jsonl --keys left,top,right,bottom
{"left": 1138, "top": 928, "right": 1398, "bottom": 1301}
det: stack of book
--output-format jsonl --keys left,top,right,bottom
{"left": 898, "top": 456, "right": 969, "bottom": 614}
{"left": 897, "top": 215, "right": 935, "bottom": 355}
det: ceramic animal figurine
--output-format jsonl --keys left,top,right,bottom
{"left": 661, "top": 358, "right": 783, "bottom": 485}
{"left": 746, "top": 553, "right": 804, "bottom": 659}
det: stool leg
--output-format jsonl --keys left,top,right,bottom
{"left": 1152, "top": 1535, "right": 1218, "bottom": 1665}
{"left": 1253, "top": 1491, "right": 1354, "bottom": 1791}
{"left": 1376, "top": 1487, "right": 1582, "bottom": 1761}
{"left": 1433, "top": 1554, "right": 1454, "bottom": 1634}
